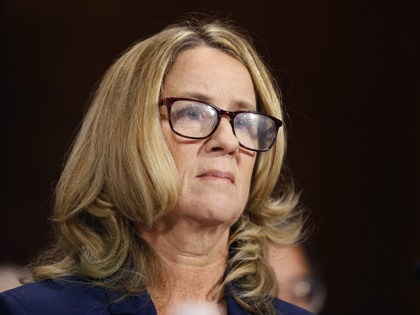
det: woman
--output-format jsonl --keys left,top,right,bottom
{"left": 0, "top": 17, "right": 312, "bottom": 315}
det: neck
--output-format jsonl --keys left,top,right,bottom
{"left": 138, "top": 214, "right": 230, "bottom": 315}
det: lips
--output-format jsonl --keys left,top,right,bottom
{"left": 197, "top": 170, "right": 235, "bottom": 183}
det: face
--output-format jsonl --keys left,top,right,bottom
{"left": 160, "top": 46, "right": 257, "bottom": 227}
{"left": 268, "top": 245, "right": 315, "bottom": 312}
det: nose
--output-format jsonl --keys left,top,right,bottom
{"left": 205, "top": 116, "right": 239, "bottom": 155}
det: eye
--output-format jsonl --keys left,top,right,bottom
{"left": 174, "top": 103, "right": 207, "bottom": 121}
{"left": 184, "top": 105, "right": 201, "bottom": 120}
{"left": 235, "top": 113, "right": 253, "bottom": 129}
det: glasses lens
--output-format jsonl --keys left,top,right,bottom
{"left": 234, "top": 113, "right": 277, "bottom": 151}
{"left": 170, "top": 100, "right": 218, "bottom": 138}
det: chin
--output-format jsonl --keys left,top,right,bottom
{"left": 183, "top": 207, "right": 243, "bottom": 227}
{"left": 176, "top": 195, "right": 246, "bottom": 226}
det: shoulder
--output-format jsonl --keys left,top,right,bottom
{"left": 225, "top": 292, "right": 315, "bottom": 315}
{"left": 273, "top": 298, "right": 315, "bottom": 315}
{"left": 0, "top": 278, "right": 110, "bottom": 315}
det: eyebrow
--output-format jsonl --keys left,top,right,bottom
{"left": 180, "top": 91, "right": 257, "bottom": 111}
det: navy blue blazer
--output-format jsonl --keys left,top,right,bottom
{"left": 0, "top": 278, "right": 314, "bottom": 315}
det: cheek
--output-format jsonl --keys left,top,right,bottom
{"left": 161, "top": 123, "right": 189, "bottom": 169}
{"left": 170, "top": 145, "right": 199, "bottom": 178}
{"left": 237, "top": 157, "right": 257, "bottom": 206}
{"left": 160, "top": 121, "right": 174, "bottom": 150}
{"left": 242, "top": 156, "right": 257, "bottom": 185}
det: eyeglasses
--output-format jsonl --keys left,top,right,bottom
{"left": 278, "top": 277, "right": 326, "bottom": 313}
{"left": 159, "top": 97, "right": 282, "bottom": 152}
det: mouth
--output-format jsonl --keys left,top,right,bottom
{"left": 197, "top": 170, "right": 235, "bottom": 183}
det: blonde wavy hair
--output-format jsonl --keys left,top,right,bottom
{"left": 33, "top": 17, "right": 305, "bottom": 315}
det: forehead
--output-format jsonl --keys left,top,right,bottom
{"left": 163, "top": 46, "right": 256, "bottom": 110}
